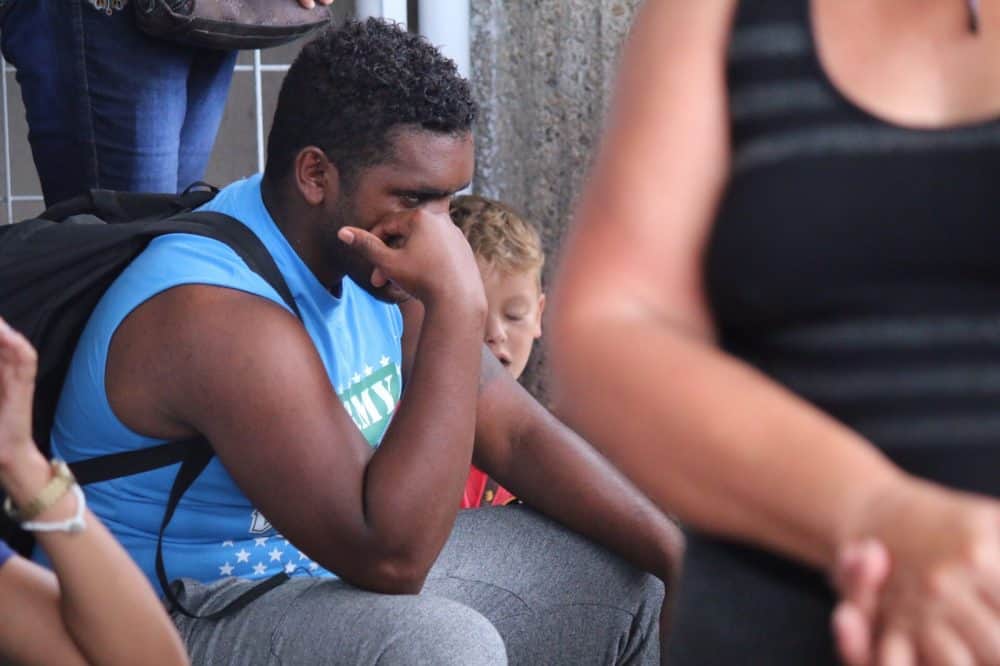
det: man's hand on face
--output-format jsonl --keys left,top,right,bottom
{"left": 337, "top": 208, "right": 487, "bottom": 313}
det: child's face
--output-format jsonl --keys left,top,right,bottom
{"left": 478, "top": 259, "right": 545, "bottom": 380}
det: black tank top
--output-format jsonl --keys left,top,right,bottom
{"left": 706, "top": 0, "right": 1000, "bottom": 495}
{"left": 669, "top": 4, "right": 1000, "bottom": 661}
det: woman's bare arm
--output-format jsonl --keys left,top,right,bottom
{"left": 0, "top": 319, "right": 188, "bottom": 666}
{"left": 550, "top": 0, "right": 900, "bottom": 567}
{"left": 549, "top": 1, "right": 1000, "bottom": 663}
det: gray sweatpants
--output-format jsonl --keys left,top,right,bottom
{"left": 170, "top": 506, "right": 663, "bottom": 665}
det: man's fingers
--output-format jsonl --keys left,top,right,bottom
{"left": 368, "top": 215, "right": 414, "bottom": 244}
{"left": 338, "top": 226, "right": 392, "bottom": 264}
{"left": 298, "top": 0, "right": 316, "bottom": 9}
{"left": 833, "top": 603, "right": 872, "bottom": 666}
{"left": 338, "top": 228, "right": 401, "bottom": 289}
{"left": 370, "top": 267, "right": 389, "bottom": 289}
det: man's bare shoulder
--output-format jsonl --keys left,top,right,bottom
{"left": 106, "top": 284, "right": 318, "bottom": 440}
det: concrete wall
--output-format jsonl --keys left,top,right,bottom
{"left": 470, "top": 0, "right": 642, "bottom": 398}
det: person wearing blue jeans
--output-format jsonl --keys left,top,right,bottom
{"left": 0, "top": 0, "right": 236, "bottom": 206}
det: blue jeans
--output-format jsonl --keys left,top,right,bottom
{"left": 1, "top": 0, "right": 237, "bottom": 206}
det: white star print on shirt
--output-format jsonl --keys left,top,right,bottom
{"left": 222, "top": 540, "right": 234, "bottom": 547}
{"left": 284, "top": 562, "right": 296, "bottom": 574}
{"left": 254, "top": 537, "right": 268, "bottom": 547}
{"left": 269, "top": 547, "right": 284, "bottom": 562}
{"left": 219, "top": 562, "right": 235, "bottom": 576}
{"left": 253, "top": 562, "right": 267, "bottom": 576}
{"left": 380, "top": 355, "right": 390, "bottom": 367}
{"left": 235, "top": 549, "right": 251, "bottom": 563}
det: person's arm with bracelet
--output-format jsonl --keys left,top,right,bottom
{"left": 0, "top": 318, "right": 188, "bottom": 666}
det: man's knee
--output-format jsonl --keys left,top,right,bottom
{"left": 378, "top": 598, "right": 507, "bottom": 666}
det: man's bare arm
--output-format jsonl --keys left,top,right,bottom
{"left": 107, "top": 212, "right": 485, "bottom": 594}
{"left": 472, "top": 350, "right": 684, "bottom": 582}
{"left": 399, "top": 301, "right": 682, "bottom": 581}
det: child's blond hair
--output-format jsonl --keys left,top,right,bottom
{"left": 450, "top": 195, "right": 545, "bottom": 286}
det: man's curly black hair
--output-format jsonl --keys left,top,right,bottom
{"left": 265, "top": 18, "right": 477, "bottom": 184}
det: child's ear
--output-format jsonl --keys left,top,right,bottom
{"left": 534, "top": 293, "right": 546, "bottom": 339}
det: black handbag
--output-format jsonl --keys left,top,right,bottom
{"left": 132, "top": 0, "right": 331, "bottom": 50}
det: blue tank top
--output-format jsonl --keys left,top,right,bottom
{"left": 0, "top": 539, "right": 12, "bottom": 569}
{"left": 47, "top": 174, "right": 404, "bottom": 593}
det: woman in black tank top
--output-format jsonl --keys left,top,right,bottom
{"left": 551, "top": 1, "right": 1000, "bottom": 663}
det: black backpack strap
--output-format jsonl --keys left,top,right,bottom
{"left": 153, "top": 211, "right": 302, "bottom": 319}
{"left": 39, "top": 188, "right": 219, "bottom": 224}
{"left": 70, "top": 437, "right": 206, "bottom": 485}
{"left": 154, "top": 444, "right": 290, "bottom": 621}
{"left": 71, "top": 210, "right": 302, "bottom": 620}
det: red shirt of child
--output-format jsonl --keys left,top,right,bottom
{"left": 461, "top": 466, "right": 516, "bottom": 508}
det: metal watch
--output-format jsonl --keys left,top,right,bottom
{"left": 2, "top": 459, "right": 77, "bottom": 523}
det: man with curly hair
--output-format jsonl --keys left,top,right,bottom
{"left": 47, "top": 19, "right": 681, "bottom": 664}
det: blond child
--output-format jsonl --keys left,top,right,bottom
{"left": 450, "top": 194, "right": 545, "bottom": 508}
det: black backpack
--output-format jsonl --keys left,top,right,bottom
{"left": 0, "top": 187, "right": 301, "bottom": 619}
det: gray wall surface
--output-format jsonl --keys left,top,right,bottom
{"left": 470, "top": 0, "right": 642, "bottom": 398}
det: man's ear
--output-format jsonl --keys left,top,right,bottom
{"left": 294, "top": 146, "right": 339, "bottom": 206}
{"left": 534, "top": 292, "right": 546, "bottom": 339}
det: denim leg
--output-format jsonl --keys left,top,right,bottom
{"left": 79, "top": 4, "right": 191, "bottom": 194}
{"left": 1, "top": 0, "right": 235, "bottom": 205}
{"left": 1, "top": 0, "right": 93, "bottom": 206}
{"left": 178, "top": 48, "right": 237, "bottom": 192}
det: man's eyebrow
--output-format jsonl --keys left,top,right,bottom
{"left": 394, "top": 182, "right": 471, "bottom": 199}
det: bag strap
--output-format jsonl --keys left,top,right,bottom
{"left": 39, "top": 188, "right": 219, "bottom": 224}
{"left": 70, "top": 209, "right": 303, "bottom": 487}
{"left": 159, "top": 211, "right": 302, "bottom": 320}
{"left": 71, "top": 211, "right": 301, "bottom": 620}
{"left": 154, "top": 445, "right": 290, "bottom": 621}
{"left": 70, "top": 438, "right": 204, "bottom": 485}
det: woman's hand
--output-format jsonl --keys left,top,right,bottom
{"left": 836, "top": 480, "right": 1000, "bottom": 665}
{"left": 0, "top": 318, "right": 41, "bottom": 479}
{"left": 832, "top": 539, "right": 891, "bottom": 665}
